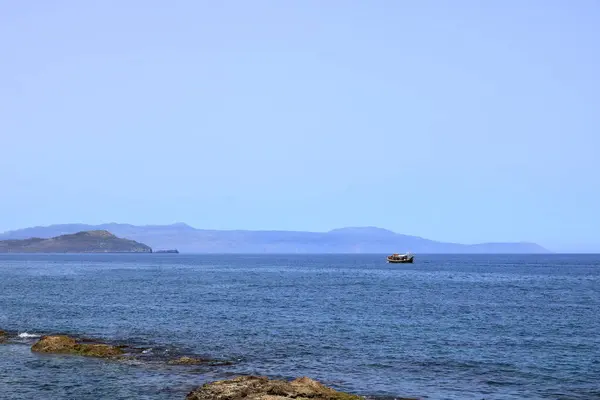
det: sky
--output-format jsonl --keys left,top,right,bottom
{"left": 1, "top": 1, "right": 599, "bottom": 252}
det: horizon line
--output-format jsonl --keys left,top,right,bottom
{"left": 0, "top": 222, "right": 544, "bottom": 244}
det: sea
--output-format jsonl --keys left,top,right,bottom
{"left": 0, "top": 254, "right": 598, "bottom": 400}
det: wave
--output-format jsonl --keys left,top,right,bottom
{"left": 18, "top": 332, "right": 41, "bottom": 338}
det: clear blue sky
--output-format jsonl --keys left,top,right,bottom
{"left": 1, "top": 1, "right": 598, "bottom": 252}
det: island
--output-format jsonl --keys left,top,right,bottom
{"left": 155, "top": 249, "right": 179, "bottom": 254}
{"left": 0, "top": 230, "right": 153, "bottom": 253}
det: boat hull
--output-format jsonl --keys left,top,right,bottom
{"left": 387, "top": 256, "right": 414, "bottom": 264}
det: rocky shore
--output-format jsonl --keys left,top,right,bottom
{"left": 186, "top": 376, "right": 363, "bottom": 400}
{"left": 1, "top": 329, "right": 417, "bottom": 400}
{"left": 0, "top": 330, "right": 227, "bottom": 363}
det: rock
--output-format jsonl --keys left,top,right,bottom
{"left": 168, "top": 356, "right": 208, "bottom": 365}
{"left": 31, "top": 335, "right": 123, "bottom": 358}
{"left": 207, "top": 360, "right": 235, "bottom": 366}
{"left": 76, "top": 343, "right": 124, "bottom": 357}
{"left": 0, "top": 330, "right": 7, "bottom": 343}
{"left": 31, "top": 335, "right": 77, "bottom": 352}
{"left": 185, "top": 376, "right": 363, "bottom": 400}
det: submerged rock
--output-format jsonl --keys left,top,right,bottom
{"left": 31, "top": 335, "right": 123, "bottom": 358}
{"left": 0, "top": 330, "right": 7, "bottom": 343}
{"left": 186, "top": 376, "right": 363, "bottom": 400}
{"left": 168, "top": 356, "right": 208, "bottom": 365}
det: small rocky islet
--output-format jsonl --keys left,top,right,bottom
{"left": 27, "top": 334, "right": 213, "bottom": 364}
{"left": 31, "top": 335, "right": 124, "bottom": 358}
{"left": 2, "top": 330, "right": 389, "bottom": 400}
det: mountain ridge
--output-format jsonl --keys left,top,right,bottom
{"left": 0, "top": 223, "right": 550, "bottom": 254}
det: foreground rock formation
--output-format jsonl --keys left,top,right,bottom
{"left": 31, "top": 335, "right": 124, "bottom": 358}
{"left": 21, "top": 332, "right": 417, "bottom": 399}
{"left": 186, "top": 376, "right": 363, "bottom": 400}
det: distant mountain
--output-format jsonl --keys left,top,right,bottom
{"left": 0, "top": 223, "right": 550, "bottom": 254}
{"left": 0, "top": 230, "right": 152, "bottom": 253}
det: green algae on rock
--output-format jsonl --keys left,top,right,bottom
{"left": 186, "top": 376, "right": 364, "bottom": 400}
{"left": 31, "top": 335, "right": 124, "bottom": 358}
{"left": 167, "top": 356, "right": 209, "bottom": 365}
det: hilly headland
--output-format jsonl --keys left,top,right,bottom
{"left": 0, "top": 230, "right": 152, "bottom": 253}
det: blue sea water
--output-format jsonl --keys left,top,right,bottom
{"left": 0, "top": 254, "right": 599, "bottom": 400}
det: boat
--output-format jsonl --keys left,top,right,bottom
{"left": 387, "top": 253, "right": 414, "bottom": 263}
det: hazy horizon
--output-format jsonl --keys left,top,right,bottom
{"left": 0, "top": 220, "right": 555, "bottom": 251}
{"left": 0, "top": 221, "right": 552, "bottom": 254}
{"left": 2, "top": 1, "right": 599, "bottom": 253}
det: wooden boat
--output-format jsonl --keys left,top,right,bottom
{"left": 387, "top": 253, "right": 414, "bottom": 263}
